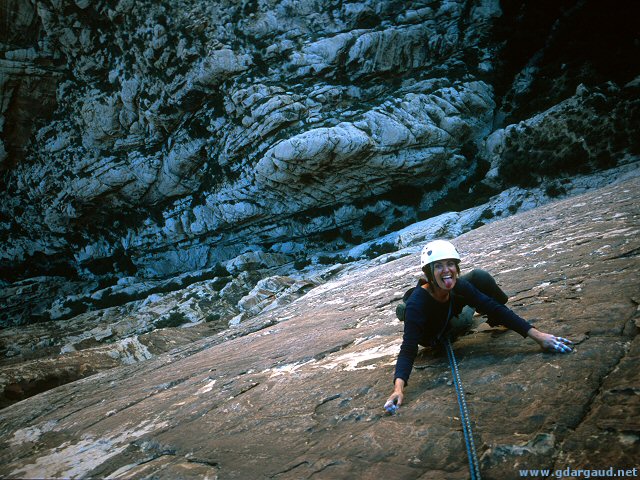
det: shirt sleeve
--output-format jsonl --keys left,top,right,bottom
{"left": 457, "top": 279, "right": 533, "bottom": 337}
{"left": 393, "top": 298, "right": 423, "bottom": 386}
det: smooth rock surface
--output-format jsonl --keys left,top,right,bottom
{"left": 1, "top": 177, "right": 638, "bottom": 479}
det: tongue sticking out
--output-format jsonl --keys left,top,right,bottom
{"left": 442, "top": 277, "right": 454, "bottom": 289}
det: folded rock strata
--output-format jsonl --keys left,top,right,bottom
{"left": 1, "top": 0, "right": 638, "bottom": 331}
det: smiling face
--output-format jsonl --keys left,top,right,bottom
{"left": 432, "top": 259, "right": 459, "bottom": 291}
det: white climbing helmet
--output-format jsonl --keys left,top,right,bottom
{"left": 420, "top": 240, "right": 461, "bottom": 268}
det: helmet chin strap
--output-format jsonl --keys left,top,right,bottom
{"left": 424, "top": 261, "right": 459, "bottom": 297}
{"left": 424, "top": 265, "right": 450, "bottom": 302}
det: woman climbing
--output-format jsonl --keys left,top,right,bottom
{"left": 385, "top": 239, "right": 573, "bottom": 410}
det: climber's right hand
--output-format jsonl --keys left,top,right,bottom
{"left": 385, "top": 378, "right": 405, "bottom": 413}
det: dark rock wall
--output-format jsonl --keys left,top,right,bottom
{"left": 0, "top": 0, "right": 638, "bottom": 325}
{"left": 494, "top": 0, "right": 640, "bottom": 124}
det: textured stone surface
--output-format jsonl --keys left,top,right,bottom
{"left": 1, "top": 1, "right": 638, "bottom": 329}
{"left": 0, "top": 176, "right": 637, "bottom": 479}
{"left": 1, "top": 0, "right": 639, "bottom": 457}
{"left": 2, "top": 165, "right": 637, "bottom": 411}
{"left": 0, "top": 268, "right": 319, "bottom": 408}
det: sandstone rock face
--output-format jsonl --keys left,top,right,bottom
{"left": 1, "top": 164, "right": 637, "bottom": 411}
{"left": 0, "top": 0, "right": 639, "bottom": 438}
{"left": 0, "top": 1, "right": 638, "bottom": 332}
{"left": 0, "top": 176, "right": 637, "bottom": 479}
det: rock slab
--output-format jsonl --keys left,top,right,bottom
{"left": 0, "top": 178, "right": 639, "bottom": 478}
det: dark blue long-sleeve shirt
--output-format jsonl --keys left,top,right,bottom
{"left": 393, "top": 278, "right": 533, "bottom": 385}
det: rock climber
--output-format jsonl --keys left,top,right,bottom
{"left": 385, "top": 239, "right": 573, "bottom": 410}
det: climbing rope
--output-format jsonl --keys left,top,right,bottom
{"left": 443, "top": 336, "right": 482, "bottom": 480}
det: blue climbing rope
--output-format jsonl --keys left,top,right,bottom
{"left": 443, "top": 336, "right": 482, "bottom": 480}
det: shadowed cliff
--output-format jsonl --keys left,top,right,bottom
{"left": 0, "top": 176, "right": 638, "bottom": 479}
{"left": 1, "top": 0, "right": 639, "bottom": 332}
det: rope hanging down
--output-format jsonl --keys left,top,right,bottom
{"left": 443, "top": 336, "right": 482, "bottom": 480}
